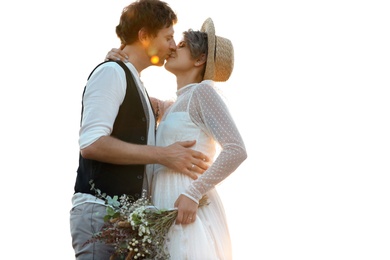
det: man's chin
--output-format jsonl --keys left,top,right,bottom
{"left": 153, "top": 60, "right": 165, "bottom": 67}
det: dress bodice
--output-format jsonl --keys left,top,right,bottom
{"left": 153, "top": 81, "right": 247, "bottom": 202}
{"left": 156, "top": 112, "right": 216, "bottom": 158}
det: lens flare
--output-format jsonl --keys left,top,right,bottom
{"left": 151, "top": 56, "right": 159, "bottom": 64}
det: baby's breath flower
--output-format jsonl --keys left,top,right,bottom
{"left": 84, "top": 182, "right": 209, "bottom": 259}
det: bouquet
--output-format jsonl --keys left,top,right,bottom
{"left": 84, "top": 181, "right": 209, "bottom": 260}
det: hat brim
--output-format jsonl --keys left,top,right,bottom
{"left": 200, "top": 18, "right": 215, "bottom": 80}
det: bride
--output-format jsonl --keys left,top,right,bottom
{"left": 150, "top": 18, "right": 247, "bottom": 260}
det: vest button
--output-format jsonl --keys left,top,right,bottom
{"left": 142, "top": 117, "right": 146, "bottom": 122}
{"left": 137, "top": 175, "right": 143, "bottom": 179}
{"left": 140, "top": 136, "right": 145, "bottom": 141}
{"left": 134, "top": 193, "right": 140, "bottom": 198}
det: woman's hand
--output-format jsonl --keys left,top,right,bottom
{"left": 149, "top": 97, "right": 174, "bottom": 123}
{"left": 105, "top": 45, "right": 128, "bottom": 62}
{"left": 174, "top": 194, "right": 198, "bottom": 225}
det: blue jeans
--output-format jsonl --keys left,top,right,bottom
{"left": 70, "top": 202, "right": 114, "bottom": 260}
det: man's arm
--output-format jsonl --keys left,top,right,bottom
{"left": 81, "top": 136, "right": 210, "bottom": 180}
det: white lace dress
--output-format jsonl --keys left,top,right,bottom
{"left": 151, "top": 80, "right": 247, "bottom": 260}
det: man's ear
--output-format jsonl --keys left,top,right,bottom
{"left": 138, "top": 28, "right": 150, "bottom": 45}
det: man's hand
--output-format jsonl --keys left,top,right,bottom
{"left": 160, "top": 140, "right": 210, "bottom": 180}
{"left": 174, "top": 194, "right": 198, "bottom": 225}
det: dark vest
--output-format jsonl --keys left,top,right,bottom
{"left": 74, "top": 61, "right": 152, "bottom": 200}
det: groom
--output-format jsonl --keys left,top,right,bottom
{"left": 70, "top": 1, "right": 209, "bottom": 259}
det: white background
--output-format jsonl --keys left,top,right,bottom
{"left": 0, "top": 0, "right": 389, "bottom": 259}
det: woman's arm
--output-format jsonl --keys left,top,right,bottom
{"left": 183, "top": 83, "right": 248, "bottom": 201}
{"left": 149, "top": 97, "right": 174, "bottom": 124}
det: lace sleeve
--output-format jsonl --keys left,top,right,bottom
{"left": 183, "top": 83, "right": 247, "bottom": 201}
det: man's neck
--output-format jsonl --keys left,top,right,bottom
{"left": 122, "top": 44, "right": 150, "bottom": 74}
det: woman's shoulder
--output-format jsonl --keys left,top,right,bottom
{"left": 194, "top": 80, "right": 225, "bottom": 97}
{"left": 193, "top": 80, "right": 216, "bottom": 92}
{"left": 199, "top": 80, "right": 215, "bottom": 87}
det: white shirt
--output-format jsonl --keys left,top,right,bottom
{"left": 72, "top": 61, "right": 156, "bottom": 208}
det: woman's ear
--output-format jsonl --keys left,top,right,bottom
{"left": 195, "top": 54, "right": 207, "bottom": 66}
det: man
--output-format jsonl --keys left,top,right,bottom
{"left": 70, "top": 1, "right": 209, "bottom": 259}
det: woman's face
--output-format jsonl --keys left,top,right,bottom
{"left": 164, "top": 39, "right": 195, "bottom": 75}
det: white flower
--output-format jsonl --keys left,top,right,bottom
{"left": 87, "top": 185, "right": 209, "bottom": 260}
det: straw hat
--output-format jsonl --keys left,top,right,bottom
{"left": 201, "top": 18, "right": 234, "bottom": 82}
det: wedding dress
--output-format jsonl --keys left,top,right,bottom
{"left": 151, "top": 81, "right": 247, "bottom": 260}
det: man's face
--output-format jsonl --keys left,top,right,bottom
{"left": 146, "top": 26, "right": 177, "bottom": 66}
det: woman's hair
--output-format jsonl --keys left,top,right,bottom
{"left": 116, "top": 0, "right": 177, "bottom": 45}
{"left": 183, "top": 29, "right": 208, "bottom": 77}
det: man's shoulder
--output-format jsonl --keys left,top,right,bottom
{"left": 95, "top": 60, "right": 124, "bottom": 71}
{"left": 99, "top": 61, "right": 138, "bottom": 77}
{"left": 89, "top": 61, "right": 127, "bottom": 78}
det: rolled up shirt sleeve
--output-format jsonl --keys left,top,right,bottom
{"left": 79, "top": 63, "right": 126, "bottom": 149}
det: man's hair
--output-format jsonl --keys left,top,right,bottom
{"left": 116, "top": 0, "right": 178, "bottom": 45}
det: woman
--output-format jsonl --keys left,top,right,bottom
{"left": 108, "top": 18, "right": 247, "bottom": 259}
{"left": 153, "top": 18, "right": 247, "bottom": 260}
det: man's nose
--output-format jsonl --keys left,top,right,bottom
{"left": 170, "top": 40, "right": 177, "bottom": 50}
